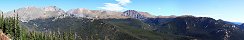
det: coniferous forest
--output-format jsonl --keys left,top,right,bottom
{"left": 0, "top": 14, "right": 76, "bottom": 40}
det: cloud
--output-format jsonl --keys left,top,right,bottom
{"left": 116, "top": 0, "right": 131, "bottom": 5}
{"left": 98, "top": 0, "right": 131, "bottom": 11}
{"left": 99, "top": 3, "right": 125, "bottom": 11}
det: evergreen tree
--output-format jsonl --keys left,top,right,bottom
{"left": 0, "top": 14, "right": 77, "bottom": 40}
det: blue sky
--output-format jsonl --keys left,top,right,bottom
{"left": 0, "top": 0, "right": 243, "bottom": 23}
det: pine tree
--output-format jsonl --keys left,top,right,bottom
{"left": 0, "top": 13, "right": 79, "bottom": 40}
{"left": 0, "top": 13, "right": 3, "bottom": 31}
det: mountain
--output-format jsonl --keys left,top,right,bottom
{"left": 1, "top": 6, "right": 183, "bottom": 23}
{"left": 3, "top": 6, "right": 244, "bottom": 40}
{"left": 241, "top": 23, "right": 244, "bottom": 26}
{"left": 3, "top": 6, "right": 156, "bottom": 22}
{"left": 122, "top": 10, "right": 157, "bottom": 19}
{"left": 21, "top": 15, "right": 244, "bottom": 40}
{"left": 157, "top": 16, "right": 244, "bottom": 40}
{"left": 232, "top": 22, "right": 243, "bottom": 25}
{"left": 122, "top": 10, "right": 146, "bottom": 19}
{"left": 66, "top": 8, "right": 127, "bottom": 19}
{"left": 21, "top": 17, "right": 189, "bottom": 40}
{"left": 66, "top": 9, "right": 156, "bottom": 19}
{"left": 4, "top": 6, "right": 65, "bottom": 22}
{"left": 240, "top": 23, "right": 244, "bottom": 29}
{"left": 142, "top": 16, "right": 244, "bottom": 40}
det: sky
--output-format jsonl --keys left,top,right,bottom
{"left": 0, "top": 0, "right": 243, "bottom": 23}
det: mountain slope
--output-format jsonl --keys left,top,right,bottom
{"left": 21, "top": 16, "right": 244, "bottom": 40}
{"left": 145, "top": 16, "right": 244, "bottom": 40}
{"left": 22, "top": 17, "right": 189, "bottom": 40}
{"left": 240, "top": 23, "right": 244, "bottom": 29}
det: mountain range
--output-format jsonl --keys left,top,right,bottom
{"left": 1, "top": 6, "right": 244, "bottom": 40}
{"left": 1, "top": 6, "right": 159, "bottom": 22}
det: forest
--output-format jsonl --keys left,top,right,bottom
{"left": 0, "top": 14, "right": 76, "bottom": 40}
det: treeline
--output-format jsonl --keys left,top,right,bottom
{"left": 0, "top": 14, "right": 77, "bottom": 40}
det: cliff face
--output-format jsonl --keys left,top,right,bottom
{"left": 0, "top": 30, "right": 10, "bottom": 40}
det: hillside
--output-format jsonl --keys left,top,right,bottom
{"left": 22, "top": 17, "right": 189, "bottom": 40}
{"left": 20, "top": 16, "right": 244, "bottom": 40}
{"left": 144, "top": 16, "right": 244, "bottom": 40}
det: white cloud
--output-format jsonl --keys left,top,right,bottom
{"left": 116, "top": 0, "right": 131, "bottom": 5}
{"left": 98, "top": 0, "right": 131, "bottom": 11}
{"left": 99, "top": 3, "right": 125, "bottom": 11}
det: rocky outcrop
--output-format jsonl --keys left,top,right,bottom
{"left": 122, "top": 10, "right": 145, "bottom": 19}
{"left": 0, "top": 30, "right": 10, "bottom": 40}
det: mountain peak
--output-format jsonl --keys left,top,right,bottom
{"left": 43, "top": 6, "right": 61, "bottom": 11}
{"left": 122, "top": 10, "right": 145, "bottom": 19}
{"left": 4, "top": 6, "right": 66, "bottom": 22}
{"left": 124, "top": 10, "right": 137, "bottom": 12}
{"left": 24, "top": 6, "right": 37, "bottom": 9}
{"left": 78, "top": 8, "right": 88, "bottom": 10}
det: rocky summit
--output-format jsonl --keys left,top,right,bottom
{"left": 122, "top": 10, "right": 146, "bottom": 19}
{"left": 3, "top": 6, "right": 65, "bottom": 22}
